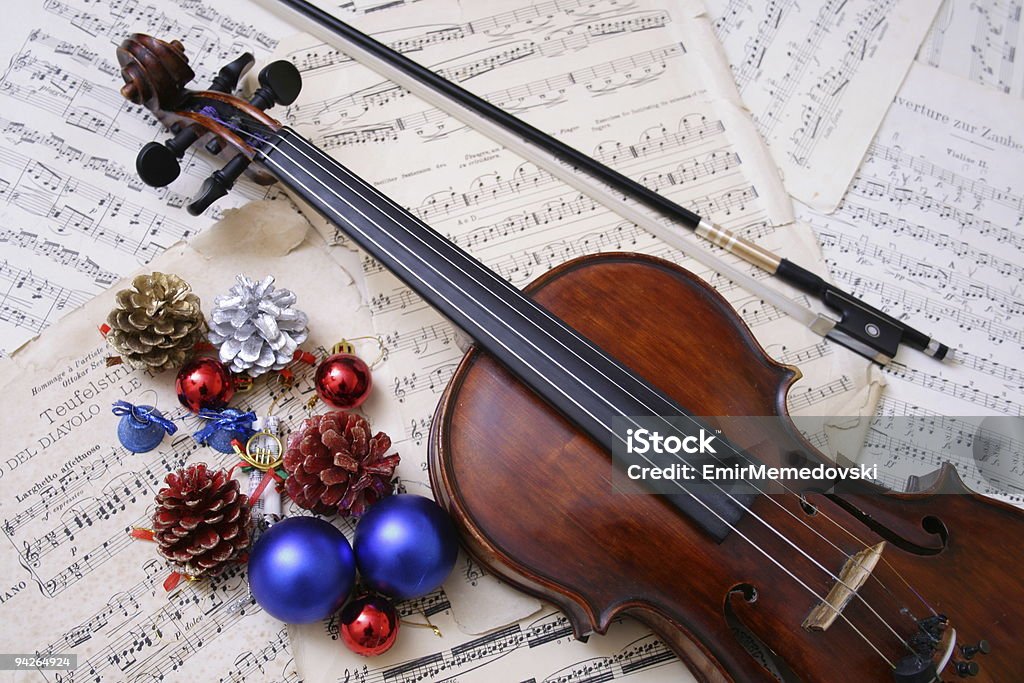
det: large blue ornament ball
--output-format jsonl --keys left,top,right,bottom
{"left": 354, "top": 494, "right": 459, "bottom": 600}
{"left": 248, "top": 517, "right": 355, "bottom": 624}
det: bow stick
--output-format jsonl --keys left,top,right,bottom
{"left": 259, "top": 0, "right": 950, "bottom": 366}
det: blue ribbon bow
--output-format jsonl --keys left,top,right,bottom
{"left": 111, "top": 401, "right": 178, "bottom": 435}
{"left": 193, "top": 408, "right": 257, "bottom": 446}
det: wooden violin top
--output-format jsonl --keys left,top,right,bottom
{"left": 431, "top": 253, "right": 1023, "bottom": 683}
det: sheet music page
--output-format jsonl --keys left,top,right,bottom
{"left": 799, "top": 63, "right": 1024, "bottom": 500}
{"left": 0, "top": 201, "right": 352, "bottom": 682}
{"left": 289, "top": 605, "right": 691, "bottom": 683}
{"left": 274, "top": 0, "right": 882, "bottom": 680}
{"left": 919, "top": 0, "right": 1024, "bottom": 99}
{"left": 281, "top": 0, "right": 879, "bottom": 425}
{"left": 705, "top": 0, "right": 942, "bottom": 211}
{"left": 0, "top": 0, "right": 298, "bottom": 356}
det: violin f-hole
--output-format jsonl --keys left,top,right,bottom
{"left": 824, "top": 493, "right": 949, "bottom": 556}
{"left": 724, "top": 583, "right": 803, "bottom": 683}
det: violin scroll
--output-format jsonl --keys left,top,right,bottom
{"left": 117, "top": 34, "right": 194, "bottom": 110}
{"left": 116, "top": 34, "right": 302, "bottom": 214}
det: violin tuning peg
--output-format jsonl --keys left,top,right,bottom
{"left": 136, "top": 141, "right": 181, "bottom": 188}
{"left": 136, "top": 126, "right": 201, "bottom": 188}
{"left": 250, "top": 60, "right": 302, "bottom": 109}
{"left": 187, "top": 155, "right": 250, "bottom": 216}
{"left": 210, "top": 52, "right": 255, "bottom": 94}
{"left": 165, "top": 127, "right": 199, "bottom": 156}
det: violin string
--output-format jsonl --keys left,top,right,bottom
{"left": 264, "top": 121, "right": 931, "bottom": 625}
{"left": 229, "top": 117, "right": 901, "bottom": 664}
{"left": 253, "top": 138, "right": 899, "bottom": 669}
{"left": 263, "top": 121, "right": 914, "bottom": 647}
{"left": 266, "top": 129, "right": 927, "bottom": 650}
{"left": 802, "top": 504, "right": 936, "bottom": 619}
{"left": 243, "top": 113, "right": 919, "bottom": 629}
{"left": 271, "top": 119, "right": 934, "bottom": 622}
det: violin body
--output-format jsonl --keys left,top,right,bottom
{"left": 429, "top": 253, "right": 1023, "bottom": 682}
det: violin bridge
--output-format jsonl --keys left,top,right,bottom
{"left": 802, "top": 541, "right": 886, "bottom": 631}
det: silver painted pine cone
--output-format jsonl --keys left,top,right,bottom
{"left": 208, "top": 275, "right": 309, "bottom": 376}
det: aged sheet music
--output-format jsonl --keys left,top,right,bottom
{"left": 919, "top": 0, "right": 1024, "bottom": 99}
{"left": 290, "top": 605, "right": 691, "bottom": 683}
{"left": 0, "top": 197, "right": 564, "bottom": 683}
{"left": 280, "top": 0, "right": 878, "bottom": 423}
{"left": 3, "top": 0, "right": 953, "bottom": 681}
{"left": 800, "top": 63, "right": 1024, "bottom": 500}
{"left": 706, "top": 0, "right": 942, "bottom": 211}
{"left": 0, "top": 0, "right": 298, "bottom": 356}
{"left": 0, "top": 201, "right": 339, "bottom": 683}
{"left": 274, "top": 0, "right": 881, "bottom": 680}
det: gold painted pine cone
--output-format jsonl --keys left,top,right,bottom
{"left": 105, "top": 272, "right": 206, "bottom": 372}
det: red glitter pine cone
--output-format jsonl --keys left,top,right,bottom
{"left": 283, "top": 411, "right": 400, "bottom": 517}
{"left": 152, "top": 463, "right": 252, "bottom": 577}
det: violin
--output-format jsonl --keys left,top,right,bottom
{"left": 117, "top": 35, "right": 1023, "bottom": 682}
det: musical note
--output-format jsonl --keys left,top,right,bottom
{"left": 919, "top": 0, "right": 1024, "bottom": 99}
{"left": 313, "top": 605, "right": 687, "bottom": 683}
{"left": 0, "top": 2, "right": 284, "bottom": 354}
{"left": 286, "top": 3, "right": 671, "bottom": 76}
{"left": 801, "top": 63, "right": 1024, "bottom": 497}
{"left": 706, "top": 0, "right": 943, "bottom": 210}
{"left": 305, "top": 45, "right": 688, "bottom": 144}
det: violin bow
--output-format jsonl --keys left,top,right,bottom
{"left": 258, "top": 0, "right": 950, "bottom": 366}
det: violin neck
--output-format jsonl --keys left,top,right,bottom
{"left": 259, "top": 127, "right": 613, "bottom": 414}
{"left": 256, "top": 127, "right": 613, "bottom": 425}
{"left": 256, "top": 127, "right": 749, "bottom": 537}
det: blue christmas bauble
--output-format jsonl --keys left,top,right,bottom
{"left": 248, "top": 517, "right": 355, "bottom": 624}
{"left": 116, "top": 405, "right": 166, "bottom": 453}
{"left": 354, "top": 494, "right": 458, "bottom": 600}
{"left": 206, "top": 427, "right": 250, "bottom": 454}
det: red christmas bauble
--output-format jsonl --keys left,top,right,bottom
{"left": 315, "top": 353, "right": 372, "bottom": 409}
{"left": 339, "top": 593, "right": 399, "bottom": 657}
{"left": 175, "top": 357, "right": 235, "bottom": 413}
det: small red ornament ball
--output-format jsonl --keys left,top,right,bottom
{"left": 339, "top": 593, "right": 399, "bottom": 657}
{"left": 315, "top": 353, "right": 372, "bottom": 410}
{"left": 175, "top": 357, "right": 235, "bottom": 413}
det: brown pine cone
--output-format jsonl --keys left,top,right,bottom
{"left": 283, "top": 411, "right": 400, "bottom": 517}
{"left": 106, "top": 272, "right": 206, "bottom": 372}
{"left": 152, "top": 463, "right": 251, "bottom": 577}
